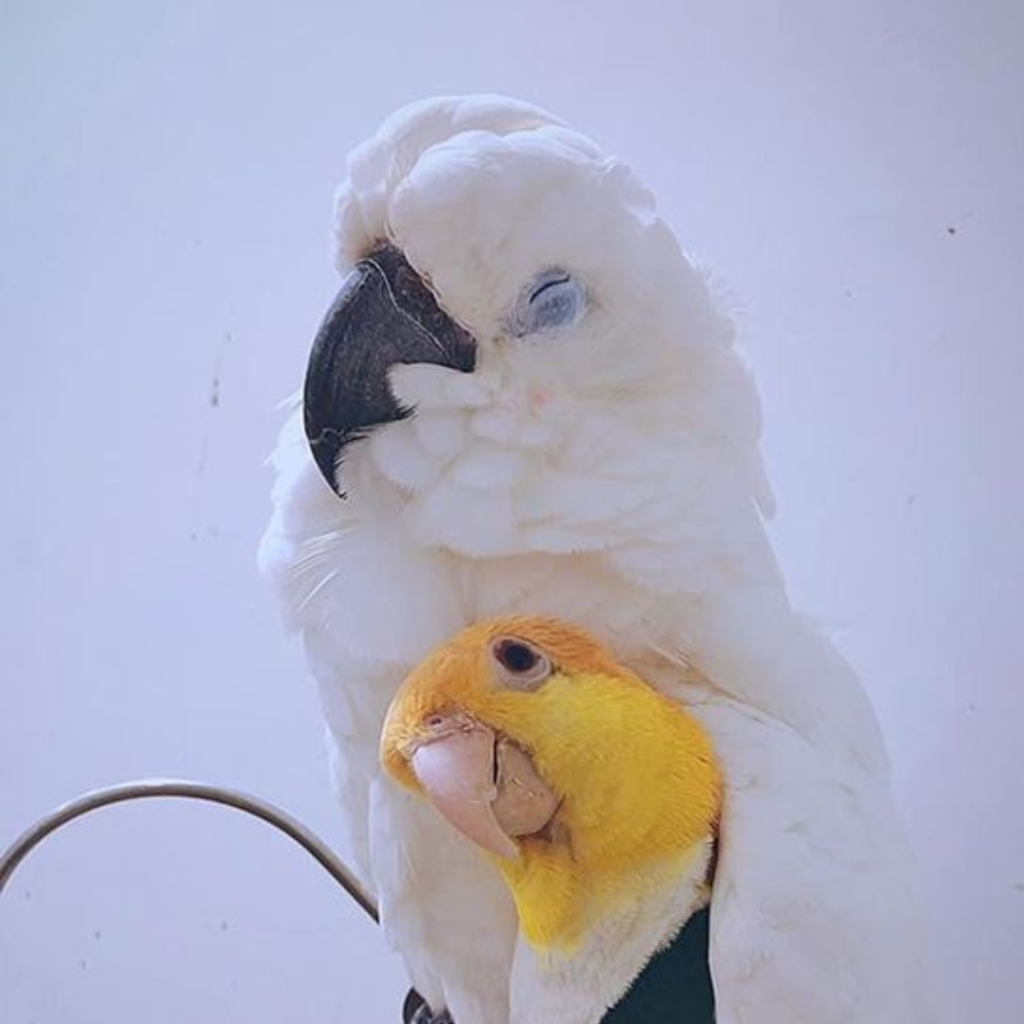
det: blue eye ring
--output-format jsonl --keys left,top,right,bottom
{"left": 509, "top": 268, "right": 587, "bottom": 338}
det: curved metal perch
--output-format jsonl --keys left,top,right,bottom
{"left": 0, "top": 778, "right": 379, "bottom": 924}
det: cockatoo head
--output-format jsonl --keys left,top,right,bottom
{"left": 381, "top": 616, "right": 721, "bottom": 949}
{"left": 304, "top": 95, "right": 764, "bottom": 558}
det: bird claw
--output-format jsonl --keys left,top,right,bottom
{"left": 403, "top": 988, "right": 454, "bottom": 1024}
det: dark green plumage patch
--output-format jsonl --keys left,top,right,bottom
{"left": 601, "top": 907, "right": 715, "bottom": 1024}
{"left": 402, "top": 908, "right": 714, "bottom": 1024}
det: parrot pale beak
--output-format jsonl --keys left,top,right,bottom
{"left": 303, "top": 244, "right": 477, "bottom": 492}
{"left": 407, "top": 712, "right": 559, "bottom": 860}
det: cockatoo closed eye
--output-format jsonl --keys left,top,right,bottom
{"left": 508, "top": 269, "right": 588, "bottom": 338}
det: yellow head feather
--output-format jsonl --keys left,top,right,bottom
{"left": 381, "top": 616, "right": 721, "bottom": 950}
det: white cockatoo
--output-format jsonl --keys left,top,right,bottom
{"left": 260, "top": 94, "right": 924, "bottom": 1024}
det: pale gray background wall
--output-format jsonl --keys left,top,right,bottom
{"left": 2, "top": 2, "right": 1021, "bottom": 1022}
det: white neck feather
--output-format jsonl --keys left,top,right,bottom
{"left": 507, "top": 838, "right": 714, "bottom": 1024}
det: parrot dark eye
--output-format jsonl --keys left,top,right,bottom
{"left": 509, "top": 269, "right": 587, "bottom": 337}
{"left": 496, "top": 640, "right": 538, "bottom": 673}
{"left": 491, "top": 637, "right": 553, "bottom": 691}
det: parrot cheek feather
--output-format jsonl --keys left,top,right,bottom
{"left": 447, "top": 445, "right": 525, "bottom": 491}
{"left": 367, "top": 421, "right": 444, "bottom": 493}
{"left": 470, "top": 407, "right": 554, "bottom": 448}
{"left": 409, "top": 484, "right": 520, "bottom": 557}
{"left": 388, "top": 361, "right": 493, "bottom": 413}
{"left": 413, "top": 411, "right": 470, "bottom": 462}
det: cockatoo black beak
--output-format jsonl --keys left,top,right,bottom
{"left": 303, "top": 244, "right": 477, "bottom": 493}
